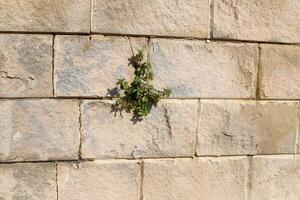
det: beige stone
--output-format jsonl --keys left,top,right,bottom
{"left": 0, "top": 34, "right": 52, "bottom": 97}
{"left": 197, "top": 100, "right": 298, "bottom": 156}
{"left": 0, "top": 0, "right": 90, "bottom": 32}
{"left": 260, "top": 44, "right": 300, "bottom": 99}
{"left": 0, "top": 99, "right": 80, "bottom": 162}
{"left": 54, "top": 35, "right": 147, "bottom": 97}
{"left": 58, "top": 160, "right": 140, "bottom": 200}
{"left": 144, "top": 157, "right": 248, "bottom": 200}
{"left": 92, "top": 0, "right": 210, "bottom": 38}
{"left": 0, "top": 163, "right": 56, "bottom": 200}
{"left": 250, "top": 155, "right": 300, "bottom": 200}
{"left": 213, "top": 0, "right": 300, "bottom": 43}
{"left": 149, "top": 39, "right": 258, "bottom": 98}
{"left": 81, "top": 100, "right": 197, "bottom": 159}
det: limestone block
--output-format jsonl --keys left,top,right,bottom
{"left": 0, "top": 99, "right": 80, "bottom": 161}
{"left": 197, "top": 100, "right": 298, "bottom": 155}
{"left": 0, "top": 34, "right": 52, "bottom": 97}
{"left": 81, "top": 100, "right": 198, "bottom": 159}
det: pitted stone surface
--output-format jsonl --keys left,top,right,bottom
{"left": 143, "top": 157, "right": 248, "bottom": 200}
{"left": 0, "top": 99, "right": 80, "bottom": 162}
{"left": 54, "top": 35, "right": 147, "bottom": 97}
{"left": 0, "top": 0, "right": 90, "bottom": 32}
{"left": 92, "top": 0, "right": 210, "bottom": 38}
{"left": 81, "top": 100, "right": 198, "bottom": 159}
{"left": 0, "top": 34, "right": 52, "bottom": 97}
{"left": 213, "top": 0, "right": 300, "bottom": 43}
{"left": 58, "top": 161, "right": 140, "bottom": 200}
{"left": 197, "top": 100, "right": 298, "bottom": 156}
{"left": 149, "top": 39, "right": 258, "bottom": 98}
{"left": 0, "top": 163, "right": 56, "bottom": 200}
{"left": 260, "top": 44, "right": 300, "bottom": 99}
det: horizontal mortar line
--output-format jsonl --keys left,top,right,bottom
{"left": 0, "top": 31, "right": 299, "bottom": 46}
{"left": 0, "top": 153, "right": 298, "bottom": 165}
{"left": 0, "top": 159, "right": 83, "bottom": 165}
{"left": 0, "top": 97, "right": 300, "bottom": 101}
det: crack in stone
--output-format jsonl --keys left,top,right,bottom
{"left": 162, "top": 105, "right": 172, "bottom": 136}
{"left": 0, "top": 71, "right": 33, "bottom": 88}
{"left": 0, "top": 71, "right": 23, "bottom": 80}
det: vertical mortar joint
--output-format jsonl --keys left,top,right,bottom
{"left": 78, "top": 100, "right": 83, "bottom": 160}
{"left": 255, "top": 44, "right": 261, "bottom": 100}
{"left": 193, "top": 99, "right": 201, "bottom": 157}
{"left": 139, "top": 160, "right": 145, "bottom": 200}
{"left": 55, "top": 162, "right": 59, "bottom": 200}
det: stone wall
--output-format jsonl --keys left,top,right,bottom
{"left": 0, "top": 0, "right": 299, "bottom": 199}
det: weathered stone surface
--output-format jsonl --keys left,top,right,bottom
{"left": 0, "top": 100, "right": 80, "bottom": 162}
{"left": 0, "top": 0, "right": 90, "bottom": 32}
{"left": 144, "top": 157, "right": 248, "bottom": 200}
{"left": 149, "top": 39, "right": 257, "bottom": 98}
{"left": 81, "top": 100, "right": 197, "bottom": 159}
{"left": 54, "top": 35, "right": 147, "bottom": 97}
{"left": 0, "top": 34, "right": 52, "bottom": 97}
{"left": 58, "top": 160, "right": 140, "bottom": 200}
{"left": 0, "top": 163, "right": 56, "bottom": 200}
{"left": 92, "top": 0, "right": 210, "bottom": 38}
{"left": 197, "top": 100, "right": 298, "bottom": 156}
{"left": 213, "top": 0, "right": 300, "bottom": 43}
{"left": 260, "top": 44, "right": 300, "bottom": 99}
{"left": 250, "top": 155, "right": 300, "bottom": 200}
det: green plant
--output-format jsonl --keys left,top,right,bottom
{"left": 111, "top": 50, "right": 171, "bottom": 120}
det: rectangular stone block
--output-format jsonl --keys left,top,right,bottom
{"left": 81, "top": 100, "right": 198, "bottom": 159}
{"left": 197, "top": 100, "right": 298, "bottom": 156}
{"left": 57, "top": 160, "right": 140, "bottom": 200}
{"left": 249, "top": 155, "right": 300, "bottom": 200}
{"left": 54, "top": 35, "right": 147, "bottom": 97}
{"left": 0, "top": 34, "right": 52, "bottom": 97}
{"left": 0, "top": 0, "right": 90, "bottom": 33}
{"left": 0, "top": 163, "right": 56, "bottom": 200}
{"left": 92, "top": 0, "right": 210, "bottom": 38}
{"left": 259, "top": 44, "right": 300, "bottom": 99}
{"left": 149, "top": 39, "right": 258, "bottom": 98}
{"left": 213, "top": 0, "right": 300, "bottom": 43}
{"left": 0, "top": 99, "right": 80, "bottom": 162}
{"left": 144, "top": 157, "right": 248, "bottom": 200}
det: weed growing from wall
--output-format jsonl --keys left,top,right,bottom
{"left": 111, "top": 50, "right": 171, "bottom": 121}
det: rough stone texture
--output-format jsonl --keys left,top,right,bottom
{"left": 149, "top": 39, "right": 258, "bottom": 98}
{"left": 197, "top": 100, "right": 298, "bottom": 156}
{"left": 0, "top": 34, "right": 52, "bottom": 97}
{"left": 259, "top": 44, "right": 300, "bottom": 99}
{"left": 0, "top": 0, "right": 90, "bottom": 33}
{"left": 0, "top": 99, "right": 80, "bottom": 162}
{"left": 249, "top": 155, "right": 300, "bottom": 200}
{"left": 144, "top": 157, "right": 248, "bottom": 200}
{"left": 0, "top": 163, "right": 56, "bottom": 200}
{"left": 213, "top": 0, "right": 300, "bottom": 43}
{"left": 58, "top": 160, "right": 140, "bottom": 200}
{"left": 81, "top": 100, "right": 198, "bottom": 159}
{"left": 54, "top": 35, "right": 147, "bottom": 97}
{"left": 92, "top": 0, "right": 210, "bottom": 38}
